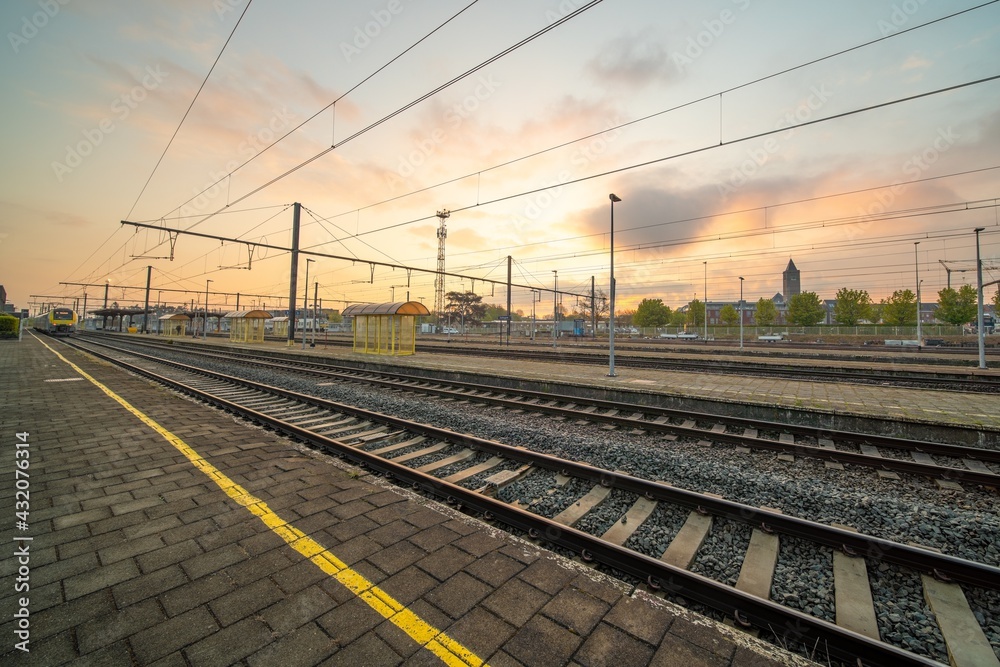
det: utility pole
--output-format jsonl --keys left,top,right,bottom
{"left": 590, "top": 276, "right": 597, "bottom": 340}
{"left": 704, "top": 261, "right": 708, "bottom": 341}
{"left": 975, "top": 227, "right": 986, "bottom": 369}
{"left": 288, "top": 202, "right": 301, "bottom": 346}
{"left": 142, "top": 265, "right": 152, "bottom": 334}
{"left": 204, "top": 280, "right": 212, "bottom": 340}
{"left": 915, "top": 242, "right": 921, "bottom": 347}
{"left": 303, "top": 258, "right": 313, "bottom": 350}
{"left": 552, "top": 270, "right": 558, "bottom": 349}
{"left": 313, "top": 281, "right": 319, "bottom": 346}
{"left": 506, "top": 255, "right": 512, "bottom": 345}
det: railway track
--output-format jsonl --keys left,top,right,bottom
{"left": 64, "top": 335, "right": 1000, "bottom": 666}
{"left": 251, "top": 333, "right": 1000, "bottom": 391}
{"left": 80, "top": 334, "right": 1000, "bottom": 489}
{"left": 412, "top": 344, "right": 1000, "bottom": 393}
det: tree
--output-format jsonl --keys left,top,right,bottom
{"left": 634, "top": 298, "right": 672, "bottom": 327}
{"left": 992, "top": 286, "right": 999, "bottom": 313}
{"left": 444, "top": 291, "right": 487, "bottom": 325}
{"left": 669, "top": 309, "right": 687, "bottom": 327}
{"left": 484, "top": 304, "right": 520, "bottom": 321}
{"left": 754, "top": 297, "right": 777, "bottom": 327}
{"left": 832, "top": 287, "right": 873, "bottom": 326}
{"left": 685, "top": 299, "right": 705, "bottom": 327}
{"left": 719, "top": 304, "right": 739, "bottom": 326}
{"left": 787, "top": 292, "right": 826, "bottom": 326}
{"left": 935, "top": 286, "right": 978, "bottom": 325}
{"left": 869, "top": 302, "right": 884, "bottom": 324}
{"left": 579, "top": 288, "right": 610, "bottom": 323}
{"left": 881, "top": 289, "right": 916, "bottom": 326}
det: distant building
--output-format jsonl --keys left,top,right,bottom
{"left": 0, "top": 284, "right": 6, "bottom": 309}
{"left": 782, "top": 259, "right": 800, "bottom": 300}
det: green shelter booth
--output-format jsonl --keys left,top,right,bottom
{"left": 342, "top": 301, "right": 430, "bottom": 356}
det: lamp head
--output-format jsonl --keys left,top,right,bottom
{"left": 609, "top": 194, "right": 621, "bottom": 203}
{"left": 974, "top": 227, "right": 985, "bottom": 233}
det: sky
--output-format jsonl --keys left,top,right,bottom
{"left": 2, "top": 0, "right": 999, "bottom": 318}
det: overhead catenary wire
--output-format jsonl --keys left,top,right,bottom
{"left": 304, "top": 2, "right": 1000, "bottom": 231}
{"left": 168, "top": 1, "right": 607, "bottom": 234}
{"left": 64, "top": 3, "right": 992, "bottom": 308}
{"left": 84, "top": 3, "right": 994, "bottom": 283}
{"left": 124, "top": 0, "right": 254, "bottom": 221}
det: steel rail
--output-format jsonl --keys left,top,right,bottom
{"left": 89, "top": 331, "right": 1000, "bottom": 392}
{"left": 80, "top": 337, "right": 1000, "bottom": 485}
{"left": 64, "top": 337, "right": 953, "bottom": 667}
{"left": 434, "top": 345, "right": 1000, "bottom": 391}
{"left": 67, "top": 338, "right": 1000, "bottom": 591}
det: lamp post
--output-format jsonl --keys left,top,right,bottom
{"left": 203, "top": 279, "right": 212, "bottom": 340}
{"left": 975, "top": 227, "right": 986, "bottom": 369}
{"left": 552, "top": 270, "right": 558, "bottom": 349}
{"left": 739, "top": 276, "right": 744, "bottom": 350}
{"left": 914, "top": 241, "right": 921, "bottom": 347}
{"left": 303, "top": 259, "right": 314, "bottom": 350}
{"left": 313, "top": 281, "right": 319, "bottom": 346}
{"left": 608, "top": 194, "right": 621, "bottom": 377}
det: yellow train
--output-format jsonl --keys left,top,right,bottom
{"left": 32, "top": 308, "right": 78, "bottom": 335}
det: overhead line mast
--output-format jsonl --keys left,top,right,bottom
{"left": 434, "top": 209, "right": 450, "bottom": 321}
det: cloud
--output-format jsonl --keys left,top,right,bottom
{"left": 900, "top": 54, "right": 932, "bottom": 71}
{"left": 586, "top": 29, "right": 677, "bottom": 88}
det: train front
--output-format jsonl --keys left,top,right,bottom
{"left": 49, "top": 308, "right": 78, "bottom": 334}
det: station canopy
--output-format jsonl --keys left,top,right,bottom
{"left": 224, "top": 310, "right": 273, "bottom": 320}
{"left": 341, "top": 302, "right": 431, "bottom": 317}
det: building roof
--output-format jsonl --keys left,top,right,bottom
{"left": 342, "top": 301, "right": 431, "bottom": 317}
{"left": 784, "top": 259, "right": 798, "bottom": 272}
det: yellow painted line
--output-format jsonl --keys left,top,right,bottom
{"left": 37, "top": 336, "right": 487, "bottom": 667}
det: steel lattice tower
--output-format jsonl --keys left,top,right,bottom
{"left": 434, "top": 209, "right": 450, "bottom": 319}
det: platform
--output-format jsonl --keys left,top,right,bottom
{"left": 0, "top": 335, "right": 814, "bottom": 665}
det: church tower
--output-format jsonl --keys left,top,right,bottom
{"left": 782, "top": 259, "right": 800, "bottom": 299}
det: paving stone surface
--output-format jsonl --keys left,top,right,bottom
{"left": 0, "top": 336, "right": 818, "bottom": 665}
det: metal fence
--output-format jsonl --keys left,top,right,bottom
{"left": 642, "top": 325, "right": 967, "bottom": 338}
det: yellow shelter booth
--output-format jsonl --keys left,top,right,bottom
{"left": 269, "top": 316, "right": 289, "bottom": 338}
{"left": 158, "top": 313, "right": 190, "bottom": 337}
{"left": 225, "top": 310, "right": 272, "bottom": 343}
{"left": 342, "top": 301, "right": 430, "bottom": 355}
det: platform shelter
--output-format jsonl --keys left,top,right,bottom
{"left": 225, "top": 310, "right": 271, "bottom": 343}
{"left": 342, "top": 301, "right": 430, "bottom": 356}
{"left": 269, "top": 316, "right": 289, "bottom": 338}
{"left": 158, "top": 313, "right": 190, "bottom": 337}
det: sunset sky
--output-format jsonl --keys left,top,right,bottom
{"left": 2, "top": 0, "right": 999, "bottom": 318}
